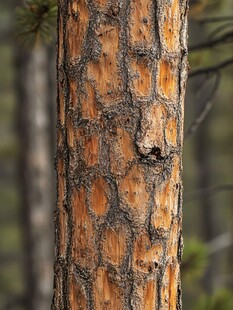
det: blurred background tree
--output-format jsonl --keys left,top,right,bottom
{"left": 14, "top": 2, "right": 56, "bottom": 309}
{"left": 183, "top": 0, "right": 233, "bottom": 308}
{"left": 0, "top": 0, "right": 232, "bottom": 309}
{"left": 0, "top": 1, "right": 56, "bottom": 309}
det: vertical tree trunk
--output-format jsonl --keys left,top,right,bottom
{"left": 53, "top": 1, "right": 188, "bottom": 309}
{"left": 195, "top": 116, "right": 219, "bottom": 293}
{"left": 15, "top": 45, "right": 55, "bottom": 310}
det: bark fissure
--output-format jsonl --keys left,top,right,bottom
{"left": 61, "top": 1, "right": 74, "bottom": 306}
{"left": 53, "top": 0, "right": 188, "bottom": 309}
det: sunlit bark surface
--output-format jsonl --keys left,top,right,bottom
{"left": 53, "top": 0, "right": 188, "bottom": 309}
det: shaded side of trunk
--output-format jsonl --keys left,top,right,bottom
{"left": 15, "top": 45, "right": 54, "bottom": 310}
{"left": 53, "top": 0, "right": 188, "bottom": 309}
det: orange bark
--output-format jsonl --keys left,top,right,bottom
{"left": 53, "top": 0, "right": 188, "bottom": 308}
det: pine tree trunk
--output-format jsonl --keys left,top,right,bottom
{"left": 15, "top": 45, "right": 55, "bottom": 310}
{"left": 53, "top": 1, "right": 188, "bottom": 309}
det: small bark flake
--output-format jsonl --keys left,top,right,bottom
{"left": 136, "top": 103, "right": 167, "bottom": 157}
{"left": 162, "top": 0, "right": 180, "bottom": 52}
{"left": 119, "top": 164, "right": 149, "bottom": 225}
{"left": 160, "top": 262, "right": 179, "bottom": 310}
{"left": 87, "top": 25, "right": 122, "bottom": 105}
{"left": 67, "top": 116, "right": 75, "bottom": 148}
{"left": 101, "top": 223, "right": 128, "bottom": 266}
{"left": 93, "top": 267, "right": 124, "bottom": 310}
{"left": 130, "top": 58, "right": 152, "bottom": 99}
{"left": 133, "top": 232, "right": 163, "bottom": 274}
{"left": 69, "top": 274, "right": 87, "bottom": 310}
{"left": 84, "top": 136, "right": 99, "bottom": 167}
{"left": 72, "top": 187, "right": 97, "bottom": 269}
{"left": 158, "top": 59, "right": 177, "bottom": 100}
{"left": 152, "top": 156, "right": 180, "bottom": 233}
{"left": 165, "top": 117, "right": 177, "bottom": 147}
{"left": 81, "top": 81, "right": 98, "bottom": 120}
{"left": 129, "top": 0, "right": 154, "bottom": 47}
{"left": 67, "top": 0, "right": 89, "bottom": 59}
{"left": 110, "top": 128, "right": 135, "bottom": 176}
{"left": 90, "top": 176, "right": 110, "bottom": 216}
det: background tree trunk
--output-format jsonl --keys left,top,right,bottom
{"left": 15, "top": 45, "right": 55, "bottom": 310}
{"left": 53, "top": 1, "right": 188, "bottom": 309}
{"left": 195, "top": 114, "right": 216, "bottom": 293}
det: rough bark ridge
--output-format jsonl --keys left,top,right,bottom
{"left": 53, "top": 0, "right": 188, "bottom": 309}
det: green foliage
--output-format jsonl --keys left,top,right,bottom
{"left": 16, "top": 0, "right": 57, "bottom": 47}
{"left": 182, "top": 238, "right": 208, "bottom": 283}
{"left": 194, "top": 290, "right": 233, "bottom": 310}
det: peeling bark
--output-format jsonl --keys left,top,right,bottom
{"left": 53, "top": 0, "right": 188, "bottom": 309}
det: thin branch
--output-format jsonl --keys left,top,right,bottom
{"left": 198, "top": 15, "right": 233, "bottom": 24}
{"left": 189, "top": 58, "right": 233, "bottom": 78}
{"left": 209, "top": 22, "right": 233, "bottom": 40}
{"left": 207, "top": 232, "right": 233, "bottom": 256}
{"left": 185, "top": 72, "right": 221, "bottom": 139}
{"left": 194, "top": 73, "right": 213, "bottom": 101}
{"left": 184, "top": 184, "right": 233, "bottom": 203}
{"left": 189, "top": 31, "right": 233, "bottom": 51}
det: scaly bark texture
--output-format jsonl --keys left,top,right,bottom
{"left": 53, "top": 0, "right": 188, "bottom": 309}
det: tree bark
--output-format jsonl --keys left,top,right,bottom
{"left": 53, "top": 0, "right": 188, "bottom": 309}
{"left": 15, "top": 45, "right": 55, "bottom": 310}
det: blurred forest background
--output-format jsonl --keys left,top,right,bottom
{"left": 0, "top": 0, "right": 232, "bottom": 309}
